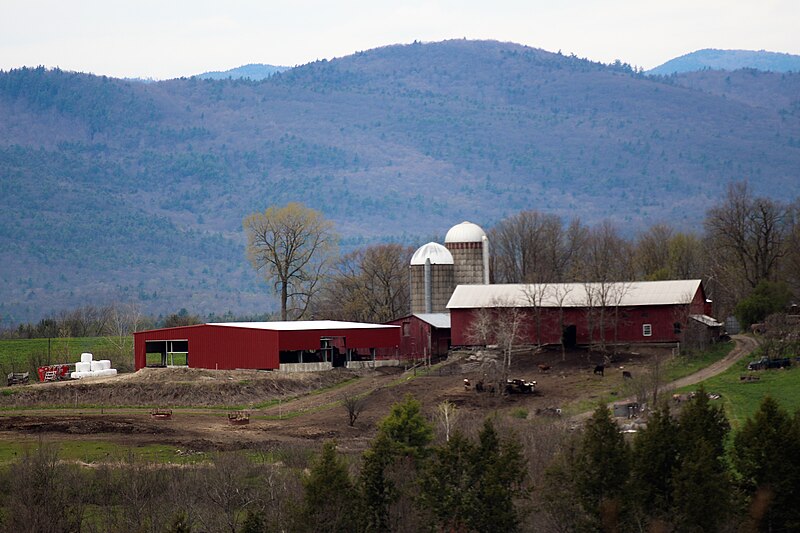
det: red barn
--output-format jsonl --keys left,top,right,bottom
{"left": 385, "top": 313, "right": 451, "bottom": 360}
{"left": 447, "top": 279, "right": 718, "bottom": 347}
{"left": 133, "top": 321, "right": 400, "bottom": 371}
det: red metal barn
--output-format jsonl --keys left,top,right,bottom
{"left": 134, "top": 321, "right": 400, "bottom": 371}
{"left": 448, "top": 280, "right": 717, "bottom": 348}
{"left": 385, "top": 313, "right": 451, "bottom": 360}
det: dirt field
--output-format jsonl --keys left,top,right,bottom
{"left": 0, "top": 338, "right": 757, "bottom": 455}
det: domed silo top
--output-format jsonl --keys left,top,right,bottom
{"left": 444, "top": 221, "right": 487, "bottom": 243}
{"left": 410, "top": 242, "right": 454, "bottom": 265}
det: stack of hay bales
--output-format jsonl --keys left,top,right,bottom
{"left": 70, "top": 353, "right": 118, "bottom": 379}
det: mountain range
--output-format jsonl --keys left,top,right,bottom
{"left": 1, "top": 40, "right": 799, "bottom": 324}
{"left": 648, "top": 48, "right": 800, "bottom": 75}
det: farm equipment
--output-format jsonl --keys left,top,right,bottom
{"left": 228, "top": 411, "right": 250, "bottom": 425}
{"left": 505, "top": 378, "right": 537, "bottom": 394}
{"left": 37, "top": 364, "right": 71, "bottom": 382}
{"left": 6, "top": 372, "right": 30, "bottom": 386}
{"left": 150, "top": 408, "right": 173, "bottom": 420}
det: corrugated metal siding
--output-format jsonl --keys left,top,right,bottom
{"left": 134, "top": 325, "right": 279, "bottom": 370}
{"left": 277, "top": 326, "right": 400, "bottom": 351}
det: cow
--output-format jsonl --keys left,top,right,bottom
{"left": 593, "top": 364, "right": 605, "bottom": 376}
{"left": 622, "top": 370, "right": 633, "bottom": 380}
{"left": 538, "top": 363, "right": 551, "bottom": 373}
{"left": 463, "top": 378, "right": 471, "bottom": 390}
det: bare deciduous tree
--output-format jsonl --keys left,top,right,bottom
{"left": 705, "top": 181, "right": 790, "bottom": 312}
{"left": 490, "top": 211, "right": 586, "bottom": 284}
{"left": 244, "top": 203, "right": 337, "bottom": 320}
{"left": 342, "top": 392, "right": 368, "bottom": 427}
{"left": 435, "top": 400, "right": 459, "bottom": 442}
{"left": 318, "top": 243, "right": 413, "bottom": 323}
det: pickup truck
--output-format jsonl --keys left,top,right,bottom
{"left": 746, "top": 357, "right": 792, "bottom": 371}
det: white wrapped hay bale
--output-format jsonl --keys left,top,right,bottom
{"left": 75, "top": 362, "right": 91, "bottom": 373}
{"left": 80, "top": 353, "right": 93, "bottom": 363}
{"left": 90, "top": 361, "right": 103, "bottom": 371}
{"left": 99, "top": 360, "right": 111, "bottom": 370}
{"left": 70, "top": 371, "right": 87, "bottom": 379}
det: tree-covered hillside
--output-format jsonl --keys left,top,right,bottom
{"left": 1, "top": 40, "right": 799, "bottom": 323}
{"left": 648, "top": 48, "right": 800, "bottom": 75}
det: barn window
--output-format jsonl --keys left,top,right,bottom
{"left": 643, "top": 324, "right": 652, "bottom": 337}
{"left": 402, "top": 322, "right": 410, "bottom": 337}
{"left": 673, "top": 322, "right": 682, "bottom": 334}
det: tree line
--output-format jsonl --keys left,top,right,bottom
{"left": 244, "top": 181, "right": 798, "bottom": 330}
{"left": 4, "top": 393, "right": 799, "bottom": 532}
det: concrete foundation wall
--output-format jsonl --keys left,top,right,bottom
{"left": 346, "top": 359, "right": 400, "bottom": 369}
{"left": 278, "top": 362, "right": 333, "bottom": 372}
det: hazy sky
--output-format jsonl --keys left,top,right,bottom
{"left": 2, "top": 0, "right": 798, "bottom": 79}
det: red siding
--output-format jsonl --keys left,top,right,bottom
{"left": 134, "top": 325, "right": 279, "bottom": 371}
{"left": 451, "top": 303, "right": 699, "bottom": 347}
{"left": 134, "top": 324, "right": 401, "bottom": 371}
{"left": 277, "top": 327, "right": 400, "bottom": 351}
{"left": 386, "top": 315, "right": 451, "bottom": 359}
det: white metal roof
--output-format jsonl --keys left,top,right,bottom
{"left": 208, "top": 320, "right": 398, "bottom": 331}
{"left": 410, "top": 242, "right": 454, "bottom": 266}
{"left": 444, "top": 221, "right": 487, "bottom": 243}
{"left": 689, "top": 314, "right": 723, "bottom": 327}
{"left": 446, "top": 280, "right": 702, "bottom": 309}
{"left": 413, "top": 313, "right": 451, "bottom": 329}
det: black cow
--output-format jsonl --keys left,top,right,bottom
{"left": 593, "top": 365, "right": 605, "bottom": 376}
{"left": 622, "top": 370, "right": 633, "bottom": 380}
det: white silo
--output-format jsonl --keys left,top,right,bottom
{"left": 444, "top": 221, "right": 489, "bottom": 286}
{"left": 409, "top": 242, "right": 455, "bottom": 314}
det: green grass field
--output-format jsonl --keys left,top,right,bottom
{"left": 679, "top": 355, "right": 800, "bottom": 429}
{"left": 0, "top": 337, "right": 132, "bottom": 374}
{"left": 0, "top": 439, "right": 206, "bottom": 464}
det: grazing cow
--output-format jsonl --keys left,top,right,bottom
{"left": 622, "top": 371, "right": 633, "bottom": 380}
{"left": 538, "top": 363, "right": 551, "bottom": 373}
{"left": 593, "top": 364, "right": 605, "bottom": 376}
{"left": 463, "top": 378, "right": 471, "bottom": 390}
{"left": 475, "top": 380, "right": 485, "bottom": 392}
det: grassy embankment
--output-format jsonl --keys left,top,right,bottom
{"left": 678, "top": 349, "right": 800, "bottom": 429}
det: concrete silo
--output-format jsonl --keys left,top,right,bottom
{"left": 409, "top": 242, "right": 455, "bottom": 314}
{"left": 444, "top": 221, "right": 489, "bottom": 286}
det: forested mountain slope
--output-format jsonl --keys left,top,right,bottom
{"left": 648, "top": 48, "right": 800, "bottom": 75}
{"left": 1, "top": 40, "right": 799, "bottom": 323}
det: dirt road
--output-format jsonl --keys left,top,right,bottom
{"left": 665, "top": 335, "right": 759, "bottom": 391}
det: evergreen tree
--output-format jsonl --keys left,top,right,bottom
{"left": 673, "top": 389, "right": 732, "bottom": 531}
{"left": 359, "top": 433, "right": 396, "bottom": 533}
{"left": 672, "top": 439, "right": 731, "bottom": 532}
{"left": 418, "top": 420, "right": 529, "bottom": 533}
{"left": 300, "top": 441, "right": 357, "bottom": 532}
{"left": 417, "top": 432, "right": 476, "bottom": 532}
{"left": 359, "top": 395, "right": 433, "bottom": 532}
{"left": 574, "top": 404, "right": 630, "bottom": 530}
{"left": 377, "top": 394, "right": 434, "bottom": 458}
{"left": 630, "top": 403, "right": 679, "bottom": 522}
{"left": 732, "top": 397, "right": 800, "bottom": 531}
{"left": 469, "top": 419, "right": 528, "bottom": 532}
{"left": 677, "top": 386, "right": 729, "bottom": 459}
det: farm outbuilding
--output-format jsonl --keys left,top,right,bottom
{"left": 447, "top": 279, "right": 718, "bottom": 348}
{"left": 134, "top": 321, "right": 400, "bottom": 372}
{"left": 385, "top": 313, "right": 451, "bottom": 360}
